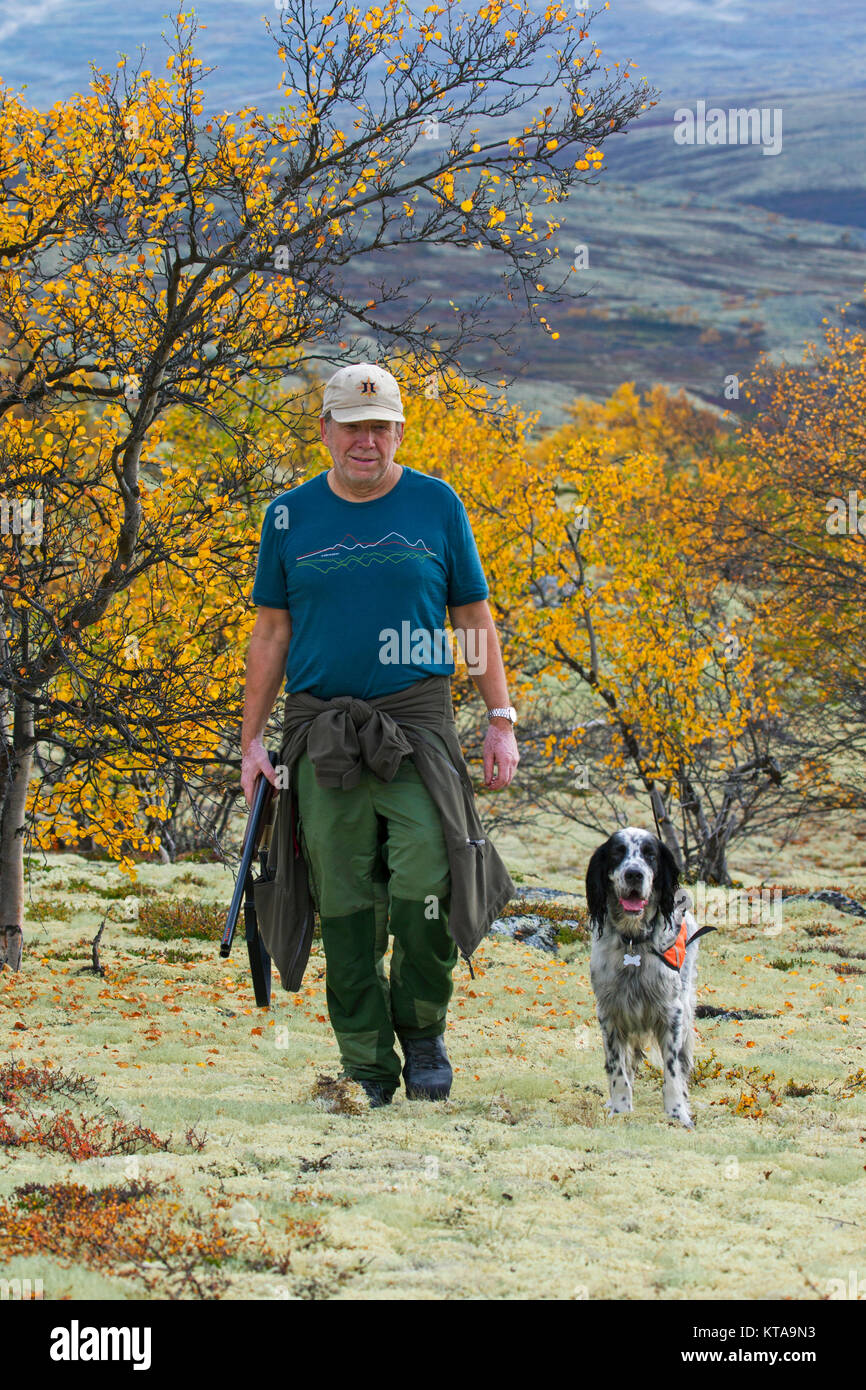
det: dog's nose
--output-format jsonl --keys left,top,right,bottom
{"left": 624, "top": 869, "right": 644, "bottom": 887}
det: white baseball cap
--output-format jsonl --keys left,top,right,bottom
{"left": 321, "top": 362, "right": 405, "bottom": 423}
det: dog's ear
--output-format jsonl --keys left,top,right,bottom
{"left": 656, "top": 839, "right": 681, "bottom": 921}
{"left": 585, "top": 842, "right": 610, "bottom": 931}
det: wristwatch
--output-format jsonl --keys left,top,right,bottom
{"left": 487, "top": 706, "right": 517, "bottom": 724}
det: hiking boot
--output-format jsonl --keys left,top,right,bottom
{"left": 358, "top": 1080, "right": 397, "bottom": 1108}
{"left": 398, "top": 1033, "right": 453, "bottom": 1100}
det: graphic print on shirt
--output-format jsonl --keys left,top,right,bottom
{"left": 296, "top": 531, "right": 436, "bottom": 573}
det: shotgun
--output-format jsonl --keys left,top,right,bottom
{"left": 219, "top": 750, "right": 278, "bottom": 1007}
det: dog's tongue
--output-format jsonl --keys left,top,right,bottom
{"left": 619, "top": 896, "right": 647, "bottom": 913}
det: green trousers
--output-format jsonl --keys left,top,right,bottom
{"left": 296, "top": 746, "right": 458, "bottom": 1086}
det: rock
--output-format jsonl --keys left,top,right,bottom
{"left": 782, "top": 889, "right": 866, "bottom": 918}
{"left": 517, "top": 886, "right": 578, "bottom": 901}
{"left": 489, "top": 914, "right": 561, "bottom": 954}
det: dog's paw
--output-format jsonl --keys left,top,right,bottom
{"left": 665, "top": 1104, "right": 694, "bottom": 1130}
{"left": 606, "top": 1100, "right": 632, "bottom": 1116}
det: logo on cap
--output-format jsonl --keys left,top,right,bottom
{"left": 359, "top": 377, "right": 377, "bottom": 395}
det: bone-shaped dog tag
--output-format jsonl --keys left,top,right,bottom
{"left": 623, "top": 952, "right": 641, "bottom": 966}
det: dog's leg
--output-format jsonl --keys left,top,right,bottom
{"left": 660, "top": 1004, "right": 693, "bottom": 1129}
{"left": 599, "top": 1016, "right": 633, "bottom": 1115}
{"left": 678, "top": 1024, "right": 694, "bottom": 1081}
{"left": 679, "top": 953, "right": 697, "bottom": 1081}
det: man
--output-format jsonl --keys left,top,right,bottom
{"left": 240, "top": 362, "right": 518, "bottom": 1107}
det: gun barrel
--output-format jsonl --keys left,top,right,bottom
{"left": 220, "top": 751, "right": 279, "bottom": 958}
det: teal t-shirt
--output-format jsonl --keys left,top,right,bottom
{"left": 251, "top": 465, "right": 489, "bottom": 699}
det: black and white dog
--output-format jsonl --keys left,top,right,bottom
{"left": 585, "top": 828, "right": 713, "bottom": 1128}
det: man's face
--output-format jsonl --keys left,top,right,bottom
{"left": 320, "top": 415, "right": 404, "bottom": 495}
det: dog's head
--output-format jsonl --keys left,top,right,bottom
{"left": 585, "top": 827, "right": 680, "bottom": 937}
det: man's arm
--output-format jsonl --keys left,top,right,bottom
{"left": 240, "top": 606, "right": 292, "bottom": 806}
{"left": 448, "top": 598, "right": 519, "bottom": 791}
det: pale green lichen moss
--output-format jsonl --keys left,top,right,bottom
{"left": 2, "top": 848, "right": 864, "bottom": 1300}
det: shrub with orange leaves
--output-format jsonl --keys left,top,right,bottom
{"left": 0, "top": 1178, "right": 322, "bottom": 1298}
{"left": 438, "top": 381, "right": 787, "bottom": 882}
{"left": 720, "top": 320, "right": 866, "bottom": 817}
{"left": 0, "top": 1057, "right": 206, "bottom": 1160}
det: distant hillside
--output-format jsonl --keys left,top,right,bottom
{"left": 343, "top": 90, "right": 866, "bottom": 430}
{"left": 4, "top": 1, "right": 864, "bottom": 430}
{"left": 3, "top": 0, "right": 864, "bottom": 115}
{"left": 603, "top": 91, "right": 866, "bottom": 227}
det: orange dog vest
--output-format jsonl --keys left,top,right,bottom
{"left": 654, "top": 922, "right": 717, "bottom": 971}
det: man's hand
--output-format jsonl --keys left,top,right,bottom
{"left": 447, "top": 599, "right": 519, "bottom": 792}
{"left": 241, "top": 737, "right": 279, "bottom": 808}
{"left": 240, "top": 606, "right": 291, "bottom": 807}
{"left": 483, "top": 721, "right": 519, "bottom": 790}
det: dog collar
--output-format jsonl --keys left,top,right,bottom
{"left": 614, "top": 908, "right": 660, "bottom": 948}
{"left": 615, "top": 917, "right": 655, "bottom": 967}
